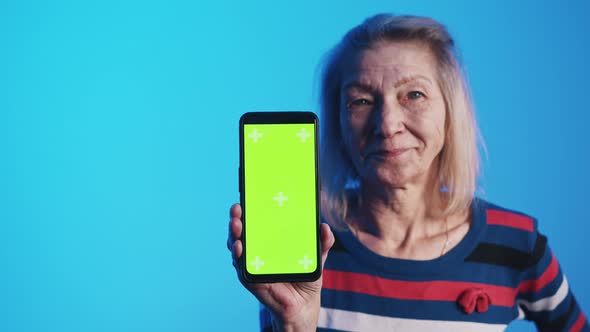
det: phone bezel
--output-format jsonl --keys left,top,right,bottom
{"left": 239, "top": 111, "right": 321, "bottom": 283}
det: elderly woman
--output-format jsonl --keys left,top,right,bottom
{"left": 227, "top": 14, "right": 588, "bottom": 331}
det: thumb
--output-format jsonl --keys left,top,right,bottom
{"left": 319, "top": 223, "right": 335, "bottom": 268}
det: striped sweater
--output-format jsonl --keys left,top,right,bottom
{"left": 260, "top": 198, "right": 589, "bottom": 331}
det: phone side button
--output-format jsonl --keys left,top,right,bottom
{"left": 238, "top": 166, "right": 242, "bottom": 194}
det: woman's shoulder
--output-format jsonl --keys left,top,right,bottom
{"left": 474, "top": 197, "right": 539, "bottom": 231}
{"left": 469, "top": 197, "right": 547, "bottom": 271}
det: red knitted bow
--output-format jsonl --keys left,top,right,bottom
{"left": 457, "top": 288, "right": 492, "bottom": 314}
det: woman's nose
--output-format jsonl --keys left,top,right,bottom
{"left": 373, "top": 99, "right": 405, "bottom": 137}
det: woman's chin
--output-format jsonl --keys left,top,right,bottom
{"left": 361, "top": 169, "right": 417, "bottom": 188}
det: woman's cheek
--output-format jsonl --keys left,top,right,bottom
{"left": 402, "top": 102, "right": 429, "bottom": 117}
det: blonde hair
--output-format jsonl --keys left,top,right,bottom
{"left": 319, "top": 14, "right": 482, "bottom": 228}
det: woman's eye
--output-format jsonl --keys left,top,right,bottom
{"left": 407, "top": 91, "right": 425, "bottom": 100}
{"left": 348, "top": 98, "right": 372, "bottom": 108}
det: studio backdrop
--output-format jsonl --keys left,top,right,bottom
{"left": 0, "top": 0, "right": 588, "bottom": 331}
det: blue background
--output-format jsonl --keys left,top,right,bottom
{"left": 1, "top": 0, "right": 588, "bottom": 331}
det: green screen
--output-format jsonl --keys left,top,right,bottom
{"left": 244, "top": 123, "right": 317, "bottom": 275}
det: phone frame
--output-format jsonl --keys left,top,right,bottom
{"left": 239, "top": 111, "right": 321, "bottom": 283}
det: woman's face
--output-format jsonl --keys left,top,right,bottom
{"left": 339, "top": 41, "right": 446, "bottom": 188}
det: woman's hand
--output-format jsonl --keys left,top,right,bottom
{"left": 227, "top": 203, "right": 335, "bottom": 332}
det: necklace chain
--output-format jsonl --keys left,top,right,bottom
{"left": 440, "top": 218, "right": 450, "bottom": 257}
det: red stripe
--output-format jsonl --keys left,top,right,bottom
{"left": 518, "top": 254, "right": 559, "bottom": 293}
{"left": 323, "top": 269, "right": 518, "bottom": 307}
{"left": 570, "top": 311, "right": 587, "bottom": 332}
{"left": 487, "top": 209, "right": 534, "bottom": 232}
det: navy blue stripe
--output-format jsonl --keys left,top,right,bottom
{"left": 328, "top": 232, "right": 347, "bottom": 252}
{"left": 327, "top": 236, "right": 550, "bottom": 290}
{"left": 519, "top": 259, "right": 563, "bottom": 301}
{"left": 323, "top": 250, "right": 387, "bottom": 275}
{"left": 534, "top": 294, "right": 577, "bottom": 332}
{"left": 534, "top": 267, "right": 564, "bottom": 301}
{"left": 259, "top": 307, "right": 272, "bottom": 330}
{"left": 483, "top": 226, "right": 535, "bottom": 252}
{"left": 321, "top": 288, "right": 517, "bottom": 324}
{"left": 327, "top": 251, "right": 528, "bottom": 288}
{"left": 523, "top": 291, "right": 573, "bottom": 329}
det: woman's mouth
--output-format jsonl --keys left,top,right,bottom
{"left": 365, "top": 148, "right": 411, "bottom": 159}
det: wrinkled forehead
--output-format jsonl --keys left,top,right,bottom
{"left": 339, "top": 41, "right": 439, "bottom": 89}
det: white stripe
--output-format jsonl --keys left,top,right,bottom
{"left": 517, "top": 306, "right": 526, "bottom": 320}
{"left": 517, "top": 276, "right": 569, "bottom": 312}
{"left": 318, "top": 307, "right": 507, "bottom": 332}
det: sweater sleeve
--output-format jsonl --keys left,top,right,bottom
{"left": 516, "top": 230, "right": 589, "bottom": 331}
{"left": 259, "top": 303, "right": 273, "bottom": 332}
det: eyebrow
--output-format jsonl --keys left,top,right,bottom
{"left": 393, "top": 75, "right": 433, "bottom": 88}
{"left": 342, "top": 81, "right": 375, "bottom": 93}
{"left": 342, "top": 75, "right": 433, "bottom": 91}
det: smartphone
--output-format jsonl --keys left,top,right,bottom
{"left": 239, "top": 111, "right": 321, "bottom": 283}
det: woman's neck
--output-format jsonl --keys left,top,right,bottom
{"left": 346, "top": 170, "right": 464, "bottom": 260}
{"left": 355, "top": 182, "right": 442, "bottom": 242}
